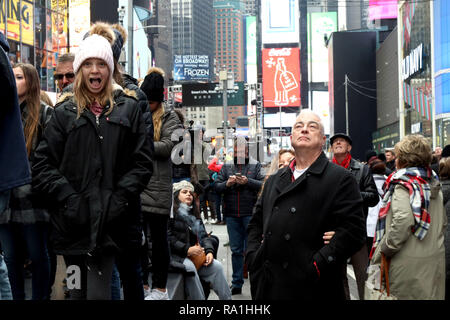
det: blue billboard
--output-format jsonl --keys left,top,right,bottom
{"left": 173, "top": 55, "right": 210, "bottom": 81}
{"left": 434, "top": 0, "right": 450, "bottom": 114}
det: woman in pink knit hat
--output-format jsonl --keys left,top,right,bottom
{"left": 32, "top": 34, "right": 153, "bottom": 300}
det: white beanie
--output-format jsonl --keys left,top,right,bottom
{"left": 73, "top": 34, "right": 114, "bottom": 77}
{"left": 173, "top": 180, "right": 195, "bottom": 194}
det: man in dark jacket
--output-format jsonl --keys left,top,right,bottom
{"left": 246, "top": 110, "right": 366, "bottom": 300}
{"left": 330, "top": 133, "right": 379, "bottom": 300}
{"left": 0, "top": 31, "right": 31, "bottom": 198}
{"left": 215, "top": 137, "right": 264, "bottom": 295}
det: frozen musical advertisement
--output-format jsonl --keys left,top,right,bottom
{"left": 262, "top": 47, "right": 301, "bottom": 108}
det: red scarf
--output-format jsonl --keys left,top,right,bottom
{"left": 332, "top": 153, "right": 352, "bottom": 169}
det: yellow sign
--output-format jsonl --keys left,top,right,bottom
{"left": 51, "top": 0, "right": 68, "bottom": 54}
{"left": 0, "top": 0, "right": 34, "bottom": 46}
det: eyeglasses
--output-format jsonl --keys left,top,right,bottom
{"left": 54, "top": 72, "right": 75, "bottom": 80}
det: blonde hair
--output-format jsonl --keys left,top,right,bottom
{"left": 73, "top": 68, "right": 114, "bottom": 119}
{"left": 152, "top": 102, "right": 165, "bottom": 141}
{"left": 394, "top": 134, "right": 432, "bottom": 168}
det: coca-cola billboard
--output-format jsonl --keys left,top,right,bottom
{"left": 262, "top": 48, "right": 301, "bottom": 108}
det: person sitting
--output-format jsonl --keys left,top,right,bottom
{"left": 168, "top": 181, "right": 231, "bottom": 300}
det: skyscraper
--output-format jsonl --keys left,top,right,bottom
{"left": 171, "top": 0, "right": 214, "bottom": 80}
{"left": 214, "top": 0, "right": 245, "bottom": 82}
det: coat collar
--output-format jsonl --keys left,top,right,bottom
{"left": 275, "top": 152, "right": 329, "bottom": 195}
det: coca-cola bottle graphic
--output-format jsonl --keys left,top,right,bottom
{"left": 274, "top": 58, "right": 289, "bottom": 105}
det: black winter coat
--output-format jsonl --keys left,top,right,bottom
{"left": 121, "top": 73, "right": 155, "bottom": 156}
{"left": 0, "top": 32, "right": 31, "bottom": 191}
{"left": 168, "top": 203, "right": 215, "bottom": 264}
{"left": 32, "top": 88, "right": 153, "bottom": 255}
{"left": 214, "top": 159, "right": 264, "bottom": 217}
{"left": 246, "top": 152, "right": 366, "bottom": 300}
{"left": 348, "top": 158, "right": 379, "bottom": 219}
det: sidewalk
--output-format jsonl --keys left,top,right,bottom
{"left": 203, "top": 220, "right": 252, "bottom": 300}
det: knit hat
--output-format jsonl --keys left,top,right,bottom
{"left": 73, "top": 34, "right": 114, "bottom": 78}
{"left": 173, "top": 180, "right": 194, "bottom": 194}
{"left": 140, "top": 67, "right": 165, "bottom": 102}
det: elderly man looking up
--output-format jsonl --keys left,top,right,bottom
{"left": 246, "top": 109, "right": 366, "bottom": 300}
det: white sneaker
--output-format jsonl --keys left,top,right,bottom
{"left": 144, "top": 289, "right": 170, "bottom": 300}
{"left": 143, "top": 287, "right": 151, "bottom": 298}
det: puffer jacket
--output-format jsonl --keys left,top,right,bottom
{"left": 32, "top": 86, "right": 153, "bottom": 255}
{"left": 168, "top": 203, "right": 215, "bottom": 264}
{"left": 140, "top": 106, "right": 182, "bottom": 215}
{"left": 214, "top": 159, "right": 264, "bottom": 217}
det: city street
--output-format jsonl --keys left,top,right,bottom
{"left": 29, "top": 219, "right": 359, "bottom": 301}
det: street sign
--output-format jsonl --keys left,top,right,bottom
{"left": 182, "top": 82, "right": 246, "bottom": 107}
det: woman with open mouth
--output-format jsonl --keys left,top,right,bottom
{"left": 32, "top": 34, "right": 153, "bottom": 300}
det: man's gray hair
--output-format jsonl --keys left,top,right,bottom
{"left": 293, "top": 109, "right": 325, "bottom": 135}
{"left": 57, "top": 52, "right": 75, "bottom": 65}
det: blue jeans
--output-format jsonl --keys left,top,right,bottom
{"left": 0, "top": 222, "right": 50, "bottom": 300}
{"left": 111, "top": 264, "right": 121, "bottom": 300}
{"left": 214, "top": 193, "right": 223, "bottom": 222}
{"left": 225, "top": 216, "right": 252, "bottom": 289}
{"left": 0, "top": 254, "right": 12, "bottom": 300}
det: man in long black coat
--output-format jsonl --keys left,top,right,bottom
{"left": 246, "top": 110, "right": 366, "bottom": 300}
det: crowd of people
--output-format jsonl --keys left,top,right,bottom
{"left": 0, "top": 21, "right": 448, "bottom": 301}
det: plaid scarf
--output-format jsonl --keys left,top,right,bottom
{"left": 332, "top": 153, "right": 352, "bottom": 169}
{"left": 369, "top": 167, "right": 437, "bottom": 258}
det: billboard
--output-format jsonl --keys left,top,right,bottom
{"left": 434, "top": 0, "right": 450, "bottom": 115}
{"left": 174, "top": 55, "right": 210, "bottom": 81}
{"left": 308, "top": 12, "right": 337, "bottom": 83}
{"left": 182, "top": 82, "right": 246, "bottom": 107}
{"left": 51, "top": 0, "right": 68, "bottom": 54}
{"left": 262, "top": 48, "right": 301, "bottom": 108}
{"left": 0, "top": 0, "right": 34, "bottom": 46}
{"left": 261, "top": 0, "right": 299, "bottom": 45}
{"left": 246, "top": 16, "right": 257, "bottom": 115}
{"left": 68, "top": 0, "right": 90, "bottom": 52}
{"left": 369, "top": 0, "right": 398, "bottom": 21}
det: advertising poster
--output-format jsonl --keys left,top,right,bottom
{"left": 174, "top": 55, "right": 210, "bottom": 81}
{"left": 261, "top": 0, "right": 299, "bottom": 45}
{"left": 51, "top": 0, "right": 68, "bottom": 54}
{"left": 262, "top": 48, "right": 301, "bottom": 108}
{"left": 182, "top": 82, "right": 246, "bottom": 107}
{"left": 369, "top": 0, "right": 398, "bottom": 20}
{"left": 0, "top": 0, "right": 34, "bottom": 46}
{"left": 68, "top": 0, "right": 90, "bottom": 52}
{"left": 308, "top": 12, "right": 337, "bottom": 83}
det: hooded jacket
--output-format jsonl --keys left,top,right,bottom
{"left": 0, "top": 32, "right": 31, "bottom": 191}
{"left": 32, "top": 85, "right": 153, "bottom": 255}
